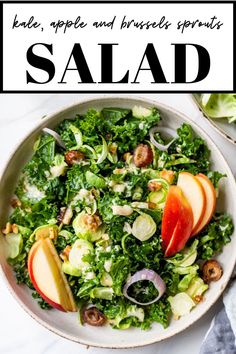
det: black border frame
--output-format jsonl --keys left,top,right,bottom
{"left": 1, "top": 1, "right": 235, "bottom": 94}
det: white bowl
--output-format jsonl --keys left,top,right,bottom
{"left": 0, "top": 96, "right": 236, "bottom": 348}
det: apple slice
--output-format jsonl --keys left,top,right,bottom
{"left": 193, "top": 173, "right": 216, "bottom": 235}
{"left": 28, "top": 238, "right": 77, "bottom": 312}
{"left": 177, "top": 172, "right": 206, "bottom": 235}
{"left": 162, "top": 186, "right": 193, "bottom": 257}
{"left": 161, "top": 186, "right": 183, "bottom": 251}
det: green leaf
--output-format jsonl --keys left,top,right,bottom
{"left": 207, "top": 171, "right": 226, "bottom": 189}
{"left": 111, "top": 256, "right": 130, "bottom": 296}
{"left": 85, "top": 171, "right": 106, "bottom": 189}
{"left": 101, "top": 107, "right": 131, "bottom": 124}
{"left": 197, "top": 213, "right": 233, "bottom": 260}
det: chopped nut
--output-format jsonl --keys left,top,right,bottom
{"left": 148, "top": 202, "right": 157, "bottom": 209}
{"left": 83, "top": 214, "right": 102, "bottom": 231}
{"left": 12, "top": 224, "right": 19, "bottom": 234}
{"left": 194, "top": 295, "right": 203, "bottom": 303}
{"left": 123, "top": 152, "right": 132, "bottom": 162}
{"left": 91, "top": 188, "right": 100, "bottom": 198}
{"left": 35, "top": 226, "right": 58, "bottom": 240}
{"left": 159, "top": 170, "right": 175, "bottom": 184}
{"left": 2, "top": 222, "right": 12, "bottom": 235}
{"left": 148, "top": 180, "right": 162, "bottom": 192}
{"left": 113, "top": 168, "right": 126, "bottom": 175}
{"left": 109, "top": 143, "right": 118, "bottom": 154}
{"left": 49, "top": 228, "right": 56, "bottom": 239}
{"left": 102, "top": 233, "right": 109, "bottom": 241}
{"left": 10, "top": 197, "right": 21, "bottom": 208}
{"left": 60, "top": 245, "right": 72, "bottom": 261}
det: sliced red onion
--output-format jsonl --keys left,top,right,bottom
{"left": 149, "top": 126, "right": 177, "bottom": 151}
{"left": 43, "top": 128, "right": 66, "bottom": 150}
{"left": 123, "top": 269, "right": 166, "bottom": 305}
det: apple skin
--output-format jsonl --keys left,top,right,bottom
{"left": 161, "top": 186, "right": 182, "bottom": 251}
{"left": 28, "top": 240, "right": 66, "bottom": 312}
{"left": 192, "top": 173, "right": 216, "bottom": 236}
{"left": 28, "top": 239, "right": 77, "bottom": 312}
{"left": 177, "top": 172, "right": 206, "bottom": 235}
{"left": 162, "top": 186, "right": 193, "bottom": 257}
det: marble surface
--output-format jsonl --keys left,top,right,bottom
{"left": 0, "top": 93, "right": 235, "bottom": 354}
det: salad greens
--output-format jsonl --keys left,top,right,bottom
{"left": 200, "top": 94, "right": 236, "bottom": 124}
{"left": 3, "top": 105, "right": 233, "bottom": 330}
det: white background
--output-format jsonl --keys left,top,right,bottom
{"left": 3, "top": 3, "right": 234, "bottom": 91}
{"left": 0, "top": 93, "right": 236, "bottom": 354}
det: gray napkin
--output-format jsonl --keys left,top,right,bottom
{"left": 200, "top": 279, "right": 236, "bottom": 354}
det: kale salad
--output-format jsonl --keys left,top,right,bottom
{"left": 3, "top": 105, "right": 234, "bottom": 330}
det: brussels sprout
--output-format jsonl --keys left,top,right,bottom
{"left": 5, "top": 233, "right": 23, "bottom": 259}
{"left": 148, "top": 190, "right": 166, "bottom": 209}
{"left": 126, "top": 305, "right": 144, "bottom": 322}
{"left": 167, "top": 240, "right": 198, "bottom": 267}
{"left": 113, "top": 305, "right": 144, "bottom": 329}
{"left": 168, "top": 292, "right": 195, "bottom": 319}
{"left": 69, "top": 239, "right": 93, "bottom": 271}
{"left": 132, "top": 105, "right": 152, "bottom": 118}
{"left": 131, "top": 213, "right": 156, "bottom": 241}
{"left": 173, "top": 264, "right": 199, "bottom": 275}
{"left": 132, "top": 186, "right": 143, "bottom": 200}
{"left": 85, "top": 171, "right": 106, "bottom": 189}
{"left": 34, "top": 224, "right": 58, "bottom": 241}
{"left": 149, "top": 177, "right": 170, "bottom": 190}
{"left": 58, "top": 230, "right": 74, "bottom": 239}
{"left": 50, "top": 154, "right": 67, "bottom": 178}
{"left": 178, "top": 273, "right": 197, "bottom": 292}
{"left": 73, "top": 211, "right": 104, "bottom": 242}
{"left": 62, "top": 261, "right": 82, "bottom": 277}
{"left": 100, "top": 272, "right": 113, "bottom": 287}
{"left": 90, "top": 287, "right": 114, "bottom": 300}
{"left": 186, "top": 277, "right": 208, "bottom": 299}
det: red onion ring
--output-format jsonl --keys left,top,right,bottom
{"left": 149, "top": 126, "right": 177, "bottom": 151}
{"left": 123, "top": 269, "right": 166, "bottom": 305}
{"left": 43, "top": 128, "right": 66, "bottom": 150}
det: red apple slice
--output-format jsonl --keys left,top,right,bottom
{"left": 28, "top": 238, "right": 77, "bottom": 312}
{"left": 162, "top": 186, "right": 193, "bottom": 257}
{"left": 161, "top": 186, "right": 183, "bottom": 251}
{"left": 193, "top": 173, "right": 216, "bottom": 235}
{"left": 177, "top": 172, "right": 206, "bottom": 235}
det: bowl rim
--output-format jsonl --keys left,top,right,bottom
{"left": 189, "top": 94, "right": 236, "bottom": 146}
{"left": 0, "top": 94, "right": 236, "bottom": 348}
